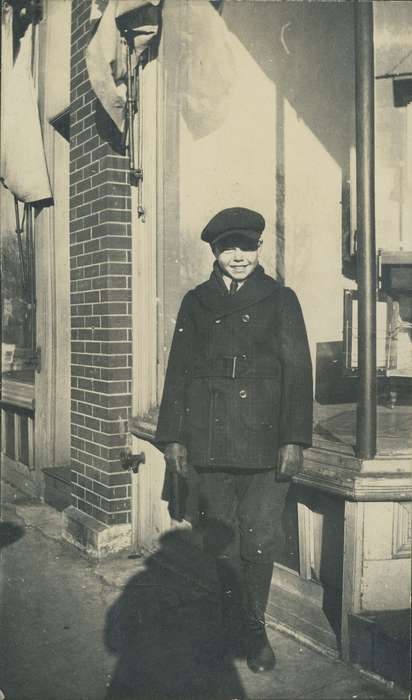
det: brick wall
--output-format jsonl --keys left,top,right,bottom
{"left": 69, "top": 0, "right": 132, "bottom": 526}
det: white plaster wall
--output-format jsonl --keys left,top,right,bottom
{"left": 284, "top": 102, "right": 350, "bottom": 370}
{"left": 178, "top": 2, "right": 277, "bottom": 290}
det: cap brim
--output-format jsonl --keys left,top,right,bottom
{"left": 210, "top": 229, "right": 261, "bottom": 246}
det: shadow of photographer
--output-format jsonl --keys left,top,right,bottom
{"left": 104, "top": 524, "right": 246, "bottom": 700}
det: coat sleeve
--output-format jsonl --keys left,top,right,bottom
{"left": 278, "top": 287, "right": 313, "bottom": 448}
{"left": 155, "top": 292, "right": 194, "bottom": 449}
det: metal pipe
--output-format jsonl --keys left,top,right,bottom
{"left": 355, "top": 1, "right": 377, "bottom": 459}
{"left": 126, "top": 39, "right": 136, "bottom": 174}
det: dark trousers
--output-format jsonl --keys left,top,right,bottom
{"left": 186, "top": 467, "right": 284, "bottom": 564}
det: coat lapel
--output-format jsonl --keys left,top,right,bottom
{"left": 194, "top": 264, "right": 280, "bottom": 319}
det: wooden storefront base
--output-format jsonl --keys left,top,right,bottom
{"left": 295, "top": 446, "right": 411, "bottom": 663}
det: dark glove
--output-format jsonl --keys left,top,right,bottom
{"left": 276, "top": 444, "right": 303, "bottom": 482}
{"left": 164, "top": 442, "right": 188, "bottom": 478}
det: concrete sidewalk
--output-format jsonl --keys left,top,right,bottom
{"left": 0, "top": 485, "right": 407, "bottom": 700}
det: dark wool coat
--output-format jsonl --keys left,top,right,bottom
{"left": 155, "top": 264, "right": 313, "bottom": 470}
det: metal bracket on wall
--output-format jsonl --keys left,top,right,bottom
{"left": 120, "top": 447, "right": 146, "bottom": 474}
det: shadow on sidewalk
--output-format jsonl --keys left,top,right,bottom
{"left": 104, "top": 528, "right": 246, "bottom": 700}
{"left": 0, "top": 521, "right": 25, "bottom": 550}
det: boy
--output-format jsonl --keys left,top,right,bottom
{"left": 155, "top": 207, "right": 313, "bottom": 673}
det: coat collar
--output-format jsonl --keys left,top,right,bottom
{"left": 193, "top": 263, "right": 280, "bottom": 318}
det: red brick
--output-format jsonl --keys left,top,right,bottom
{"left": 99, "top": 262, "right": 131, "bottom": 276}
{"left": 71, "top": 412, "right": 85, "bottom": 427}
{"left": 92, "top": 302, "right": 128, "bottom": 316}
{"left": 82, "top": 441, "right": 102, "bottom": 457}
{"left": 77, "top": 426, "right": 95, "bottom": 442}
{"left": 92, "top": 250, "right": 126, "bottom": 264}
{"left": 72, "top": 484, "right": 85, "bottom": 500}
{"left": 84, "top": 240, "right": 100, "bottom": 254}
{"left": 100, "top": 289, "right": 131, "bottom": 302}
{"left": 92, "top": 380, "right": 128, "bottom": 395}
{"left": 101, "top": 498, "right": 130, "bottom": 514}
{"left": 77, "top": 401, "right": 94, "bottom": 416}
{"left": 70, "top": 6, "right": 133, "bottom": 527}
{"left": 99, "top": 209, "right": 131, "bottom": 224}
{"left": 71, "top": 341, "right": 85, "bottom": 353}
{"left": 100, "top": 367, "right": 131, "bottom": 382}
{"left": 76, "top": 126, "right": 93, "bottom": 145}
{"left": 84, "top": 290, "right": 100, "bottom": 303}
{"left": 70, "top": 144, "right": 84, "bottom": 162}
{"left": 90, "top": 222, "right": 129, "bottom": 238}
{"left": 94, "top": 330, "right": 128, "bottom": 344}
{"left": 91, "top": 276, "right": 127, "bottom": 290}
{"left": 83, "top": 366, "right": 101, "bottom": 379}
{"left": 83, "top": 185, "right": 100, "bottom": 203}
{"left": 83, "top": 264, "right": 100, "bottom": 278}
{"left": 77, "top": 177, "right": 92, "bottom": 193}
{"left": 73, "top": 278, "right": 93, "bottom": 292}
{"left": 78, "top": 378, "right": 94, "bottom": 391}
{"left": 100, "top": 155, "right": 129, "bottom": 170}
{"left": 85, "top": 465, "right": 109, "bottom": 485}
{"left": 83, "top": 162, "right": 99, "bottom": 178}
{"left": 84, "top": 490, "right": 101, "bottom": 508}
{"left": 84, "top": 416, "right": 101, "bottom": 431}
{"left": 92, "top": 195, "right": 129, "bottom": 213}
{"left": 70, "top": 292, "right": 85, "bottom": 305}
{"left": 76, "top": 153, "right": 91, "bottom": 170}
{"left": 84, "top": 316, "right": 101, "bottom": 327}
{"left": 71, "top": 389, "right": 85, "bottom": 402}
{"left": 76, "top": 203, "right": 92, "bottom": 218}
{"left": 100, "top": 316, "right": 132, "bottom": 331}
{"left": 92, "top": 405, "right": 129, "bottom": 422}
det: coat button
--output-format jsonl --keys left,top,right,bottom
{"left": 239, "top": 389, "right": 247, "bottom": 399}
{"left": 242, "top": 314, "right": 250, "bottom": 323}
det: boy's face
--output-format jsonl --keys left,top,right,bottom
{"left": 213, "top": 235, "right": 260, "bottom": 281}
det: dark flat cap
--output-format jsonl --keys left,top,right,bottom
{"left": 201, "top": 207, "right": 265, "bottom": 246}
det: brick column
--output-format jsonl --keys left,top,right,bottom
{"left": 63, "top": 0, "right": 133, "bottom": 556}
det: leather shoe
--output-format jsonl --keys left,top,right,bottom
{"left": 246, "top": 626, "right": 276, "bottom": 673}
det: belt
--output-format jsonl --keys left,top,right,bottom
{"left": 191, "top": 355, "right": 279, "bottom": 380}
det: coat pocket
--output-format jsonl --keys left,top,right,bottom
{"left": 240, "top": 378, "right": 280, "bottom": 431}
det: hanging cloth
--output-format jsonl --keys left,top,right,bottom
{"left": 0, "top": 4, "right": 52, "bottom": 203}
{"left": 85, "top": 0, "right": 161, "bottom": 133}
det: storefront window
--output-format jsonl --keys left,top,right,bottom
{"left": 373, "top": 3, "right": 412, "bottom": 454}
{"left": 313, "top": 3, "right": 412, "bottom": 458}
{"left": 1, "top": 190, "right": 36, "bottom": 385}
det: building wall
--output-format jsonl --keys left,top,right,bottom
{"left": 69, "top": 0, "right": 132, "bottom": 527}
{"left": 155, "top": 1, "right": 357, "bottom": 390}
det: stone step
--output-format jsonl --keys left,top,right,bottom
{"left": 43, "top": 466, "right": 72, "bottom": 512}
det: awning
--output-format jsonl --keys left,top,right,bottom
{"left": 0, "top": 2, "right": 52, "bottom": 204}
{"left": 85, "top": 0, "right": 161, "bottom": 133}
